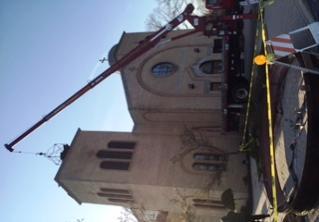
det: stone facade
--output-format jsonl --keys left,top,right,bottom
{"left": 113, "top": 30, "right": 225, "bottom": 131}
{"left": 55, "top": 30, "right": 249, "bottom": 222}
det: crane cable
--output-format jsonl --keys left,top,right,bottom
{"left": 10, "top": 144, "right": 65, "bottom": 165}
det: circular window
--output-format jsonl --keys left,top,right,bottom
{"left": 151, "top": 62, "right": 176, "bottom": 77}
{"left": 199, "top": 60, "right": 223, "bottom": 74}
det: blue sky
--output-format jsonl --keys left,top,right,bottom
{"left": 0, "top": 1, "right": 156, "bottom": 221}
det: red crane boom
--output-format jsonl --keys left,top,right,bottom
{"left": 5, "top": 3, "right": 256, "bottom": 152}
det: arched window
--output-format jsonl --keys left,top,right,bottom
{"left": 98, "top": 141, "right": 136, "bottom": 171}
{"left": 193, "top": 198, "right": 224, "bottom": 209}
{"left": 192, "top": 152, "right": 226, "bottom": 172}
{"left": 100, "top": 161, "right": 130, "bottom": 170}
{"left": 213, "top": 39, "right": 223, "bottom": 53}
{"left": 199, "top": 60, "right": 223, "bottom": 74}
{"left": 108, "top": 141, "right": 136, "bottom": 149}
{"left": 97, "top": 192, "right": 132, "bottom": 199}
{"left": 96, "top": 150, "right": 132, "bottom": 159}
{"left": 193, "top": 153, "right": 226, "bottom": 161}
{"left": 192, "top": 163, "right": 225, "bottom": 172}
{"left": 97, "top": 187, "right": 134, "bottom": 203}
{"left": 151, "top": 62, "right": 177, "bottom": 77}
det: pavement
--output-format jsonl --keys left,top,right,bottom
{"left": 246, "top": 1, "right": 319, "bottom": 222}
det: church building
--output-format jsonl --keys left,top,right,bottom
{"left": 55, "top": 29, "right": 250, "bottom": 222}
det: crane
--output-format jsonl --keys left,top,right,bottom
{"left": 4, "top": 3, "right": 256, "bottom": 152}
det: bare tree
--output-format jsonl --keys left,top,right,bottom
{"left": 170, "top": 127, "right": 242, "bottom": 165}
{"left": 145, "top": 0, "right": 207, "bottom": 31}
{"left": 118, "top": 208, "right": 138, "bottom": 222}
